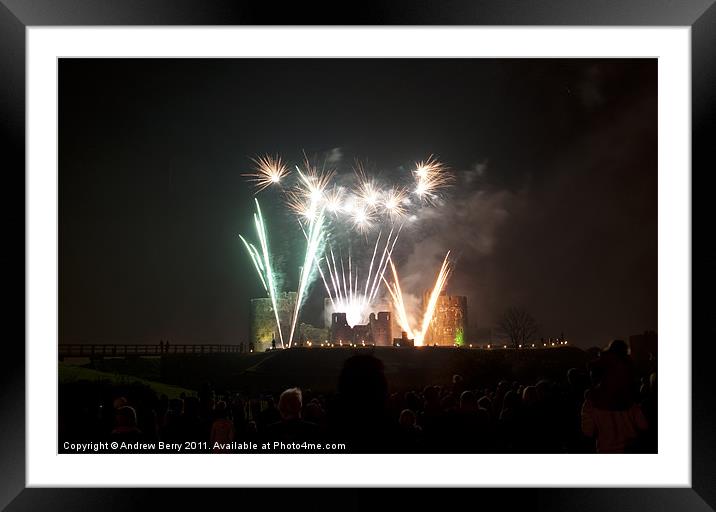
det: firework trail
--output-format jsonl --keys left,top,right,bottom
{"left": 318, "top": 228, "right": 402, "bottom": 327}
{"left": 238, "top": 198, "right": 285, "bottom": 348}
{"left": 384, "top": 259, "right": 415, "bottom": 339}
{"left": 417, "top": 251, "right": 452, "bottom": 345}
{"left": 365, "top": 224, "right": 403, "bottom": 304}
{"left": 286, "top": 161, "right": 331, "bottom": 347}
{"left": 238, "top": 234, "right": 268, "bottom": 292}
{"left": 383, "top": 251, "right": 452, "bottom": 346}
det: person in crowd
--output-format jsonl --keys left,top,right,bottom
{"left": 244, "top": 420, "right": 259, "bottom": 441}
{"left": 110, "top": 405, "right": 143, "bottom": 442}
{"left": 419, "top": 385, "right": 443, "bottom": 448}
{"left": 178, "top": 396, "right": 206, "bottom": 442}
{"left": 210, "top": 401, "right": 235, "bottom": 452}
{"left": 303, "top": 398, "right": 326, "bottom": 427}
{"left": 113, "top": 396, "right": 129, "bottom": 410}
{"left": 230, "top": 394, "right": 246, "bottom": 437}
{"left": 498, "top": 390, "right": 521, "bottom": 451}
{"left": 264, "top": 388, "right": 320, "bottom": 443}
{"left": 160, "top": 398, "right": 184, "bottom": 441}
{"left": 581, "top": 340, "right": 649, "bottom": 453}
{"left": 451, "top": 374, "right": 465, "bottom": 400}
{"left": 396, "top": 409, "right": 423, "bottom": 451}
{"left": 477, "top": 395, "right": 493, "bottom": 419}
{"left": 327, "top": 354, "right": 395, "bottom": 452}
{"left": 257, "top": 396, "right": 281, "bottom": 431}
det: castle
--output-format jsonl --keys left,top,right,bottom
{"left": 329, "top": 311, "right": 392, "bottom": 346}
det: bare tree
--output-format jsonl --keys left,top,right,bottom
{"left": 497, "top": 306, "right": 538, "bottom": 348}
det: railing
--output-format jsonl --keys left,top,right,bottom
{"left": 58, "top": 344, "right": 244, "bottom": 358}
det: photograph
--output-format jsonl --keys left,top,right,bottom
{"left": 57, "top": 57, "right": 659, "bottom": 456}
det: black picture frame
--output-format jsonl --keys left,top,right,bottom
{"left": 3, "top": 1, "right": 713, "bottom": 509}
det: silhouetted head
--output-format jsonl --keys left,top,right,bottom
{"left": 423, "top": 386, "right": 441, "bottom": 408}
{"left": 567, "top": 368, "right": 579, "bottom": 386}
{"left": 399, "top": 409, "right": 416, "bottom": 428}
{"left": 441, "top": 395, "right": 458, "bottom": 411}
{"left": 497, "top": 380, "right": 510, "bottom": 395}
{"left": 536, "top": 380, "right": 551, "bottom": 402}
{"left": 404, "top": 391, "right": 421, "bottom": 412}
{"left": 477, "top": 396, "right": 492, "bottom": 412}
{"left": 522, "top": 385, "right": 538, "bottom": 406}
{"left": 459, "top": 390, "right": 478, "bottom": 412}
{"left": 303, "top": 401, "right": 324, "bottom": 424}
{"left": 278, "top": 388, "right": 303, "bottom": 420}
{"left": 502, "top": 390, "right": 519, "bottom": 412}
{"left": 113, "top": 396, "right": 128, "bottom": 410}
{"left": 338, "top": 354, "right": 388, "bottom": 411}
{"left": 214, "top": 400, "right": 227, "bottom": 419}
{"left": 605, "top": 339, "right": 629, "bottom": 357}
{"left": 115, "top": 406, "right": 138, "bottom": 428}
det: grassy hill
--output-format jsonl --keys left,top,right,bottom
{"left": 59, "top": 361, "right": 195, "bottom": 398}
{"left": 157, "top": 346, "right": 589, "bottom": 395}
{"left": 61, "top": 346, "right": 589, "bottom": 397}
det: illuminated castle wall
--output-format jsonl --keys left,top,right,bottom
{"left": 324, "top": 297, "right": 401, "bottom": 340}
{"left": 329, "top": 311, "right": 392, "bottom": 345}
{"left": 422, "top": 291, "right": 468, "bottom": 346}
{"left": 249, "top": 292, "right": 296, "bottom": 351}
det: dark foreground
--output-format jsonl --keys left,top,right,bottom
{"left": 59, "top": 345, "right": 657, "bottom": 454}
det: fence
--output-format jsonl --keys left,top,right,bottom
{"left": 58, "top": 344, "right": 244, "bottom": 358}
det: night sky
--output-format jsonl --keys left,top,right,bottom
{"left": 59, "top": 58, "right": 657, "bottom": 348}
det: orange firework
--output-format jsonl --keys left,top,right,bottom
{"left": 383, "top": 251, "right": 452, "bottom": 345}
{"left": 413, "top": 155, "right": 453, "bottom": 201}
{"left": 243, "top": 154, "right": 291, "bottom": 193}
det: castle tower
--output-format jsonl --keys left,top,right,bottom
{"left": 249, "top": 292, "right": 296, "bottom": 351}
{"left": 330, "top": 312, "right": 353, "bottom": 344}
{"left": 370, "top": 311, "right": 392, "bottom": 346}
{"left": 422, "top": 291, "right": 468, "bottom": 346}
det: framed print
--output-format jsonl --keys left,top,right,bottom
{"left": 3, "top": 0, "right": 713, "bottom": 508}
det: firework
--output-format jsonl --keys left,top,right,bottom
{"left": 383, "top": 251, "right": 452, "bottom": 346}
{"left": 296, "top": 160, "right": 334, "bottom": 206}
{"left": 287, "top": 203, "right": 327, "bottom": 347}
{"left": 285, "top": 189, "right": 317, "bottom": 221}
{"left": 413, "top": 155, "right": 452, "bottom": 202}
{"left": 238, "top": 234, "right": 268, "bottom": 292}
{"left": 238, "top": 152, "right": 456, "bottom": 347}
{"left": 416, "top": 251, "right": 452, "bottom": 345}
{"left": 351, "top": 205, "right": 376, "bottom": 233}
{"left": 356, "top": 177, "right": 381, "bottom": 210}
{"left": 382, "top": 187, "right": 408, "bottom": 221}
{"left": 238, "top": 198, "right": 285, "bottom": 348}
{"left": 324, "top": 186, "right": 345, "bottom": 214}
{"left": 242, "top": 155, "right": 290, "bottom": 193}
{"left": 319, "top": 229, "right": 401, "bottom": 327}
{"left": 287, "top": 160, "right": 336, "bottom": 225}
{"left": 383, "top": 259, "right": 415, "bottom": 339}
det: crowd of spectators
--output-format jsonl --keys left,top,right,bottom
{"left": 60, "top": 340, "right": 657, "bottom": 454}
